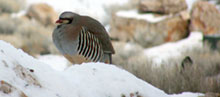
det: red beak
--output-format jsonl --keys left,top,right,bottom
{"left": 56, "top": 19, "right": 62, "bottom": 23}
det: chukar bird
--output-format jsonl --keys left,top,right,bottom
{"left": 53, "top": 12, "right": 115, "bottom": 64}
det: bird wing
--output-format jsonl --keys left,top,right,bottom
{"left": 81, "top": 16, "right": 115, "bottom": 54}
{"left": 77, "top": 27, "right": 104, "bottom": 62}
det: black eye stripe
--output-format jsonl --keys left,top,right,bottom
{"left": 60, "top": 18, "right": 73, "bottom": 21}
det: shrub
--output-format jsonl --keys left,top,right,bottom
{"left": 117, "top": 43, "right": 220, "bottom": 94}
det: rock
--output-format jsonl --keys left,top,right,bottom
{"left": 0, "top": 15, "right": 24, "bottom": 48}
{"left": 110, "top": 10, "right": 189, "bottom": 48}
{"left": 26, "top": 3, "right": 58, "bottom": 26}
{"left": 0, "top": 0, "right": 25, "bottom": 14}
{"left": 0, "top": 80, "right": 27, "bottom": 97}
{"left": 13, "top": 64, "right": 41, "bottom": 87}
{"left": 138, "top": 0, "right": 187, "bottom": 14}
{"left": 190, "top": 1, "right": 220, "bottom": 34}
{"left": 0, "top": 15, "right": 19, "bottom": 34}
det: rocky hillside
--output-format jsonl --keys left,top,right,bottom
{"left": 0, "top": 0, "right": 220, "bottom": 96}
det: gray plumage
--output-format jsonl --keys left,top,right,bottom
{"left": 53, "top": 11, "right": 115, "bottom": 64}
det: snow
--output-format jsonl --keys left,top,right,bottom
{"left": 0, "top": 40, "right": 172, "bottom": 97}
{"left": 37, "top": 55, "right": 69, "bottom": 71}
{"left": 144, "top": 32, "right": 203, "bottom": 66}
{"left": 170, "top": 92, "right": 203, "bottom": 97}
{"left": 0, "top": 40, "right": 204, "bottom": 97}
{"left": 185, "top": 0, "right": 198, "bottom": 11}
{"left": 116, "top": 10, "right": 170, "bottom": 23}
{"left": 208, "top": 0, "right": 220, "bottom": 10}
{"left": 25, "top": 0, "right": 130, "bottom": 25}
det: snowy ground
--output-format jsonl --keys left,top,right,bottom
{"left": 37, "top": 55, "right": 70, "bottom": 71}
{"left": 144, "top": 32, "right": 203, "bottom": 66}
{"left": 116, "top": 10, "right": 171, "bottom": 23}
{"left": 0, "top": 40, "right": 204, "bottom": 97}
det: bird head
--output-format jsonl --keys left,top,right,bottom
{"left": 56, "top": 11, "right": 79, "bottom": 25}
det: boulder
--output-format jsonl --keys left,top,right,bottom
{"left": 110, "top": 10, "right": 189, "bottom": 48}
{"left": 26, "top": 3, "right": 58, "bottom": 26}
{"left": 0, "top": 80, "right": 28, "bottom": 97}
{"left": 0, "top": 15, "right": 24, "bottom": 48}
{"left": 190, "top": 1, "right": 220, "bottom": 34}
{"left": 0, "top": 14, "right": 23, "bottom": 35}
{"left": 138, "top": 0, "right": 187, "bottom": 14}
{"left": 0, "top": 0, "right": 25, "bottom": 14}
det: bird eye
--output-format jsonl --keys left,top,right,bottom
{"left": 67, "top": 18, "right": 73, "bottom": 24}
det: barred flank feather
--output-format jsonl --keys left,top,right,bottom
{"left": 77, "top": 27, "right": 103, "bottom": 62}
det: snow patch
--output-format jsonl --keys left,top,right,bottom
{"left": 170, "top": 92, "right": 204, "bottom": 97}
{"left": 37, "top": 55, "right": 69, "bottom": 71}
{"left": 185, "top": 0, "right": 198, "bottom": 11}
{"left": 0, "top": 40, "right": 172, "bottom": 97}
{"left": 116, "top": 10, "right": 170, "bottom": 23}
{"left": 144, "top": 32, "right": 203, "bottom": 66}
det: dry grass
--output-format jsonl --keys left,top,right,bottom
{"left": 116, "top": 43, "right": 220, "bottom": 94}
{"left": 0, "top": 15, "right": 58, "bottom": 55}
{"left": 14, "top": 20, "right": 57, "bottom": 55}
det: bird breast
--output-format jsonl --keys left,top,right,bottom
{"left": 53, "top": 26, "right": 79, "bottom": 55}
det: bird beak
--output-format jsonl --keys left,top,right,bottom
{"left": 56, "top": 19, "right": 63, "bottom": 24}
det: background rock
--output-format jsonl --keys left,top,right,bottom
{"left": 110, "top": 10, "right": 189, "bottom": 48}
{"left": 0, "top": 80, "right": 27, "bottom": 97}
{"left": 190, "top": 1, "right": 220, "bottom": 34}
{"left": 0, "top": 15, "right": 25, "bottom": 48}
{"left": 26, "top": 3, "right": 58, "bottom": 26}
{"left": 138, "top": 0, "right": 187, "bottom": 14}
{"left": 0, "top": 15, "right": 19, "bottom": 34}
{"left": 0, "top": 0, "right": 25, "bottom": 14}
